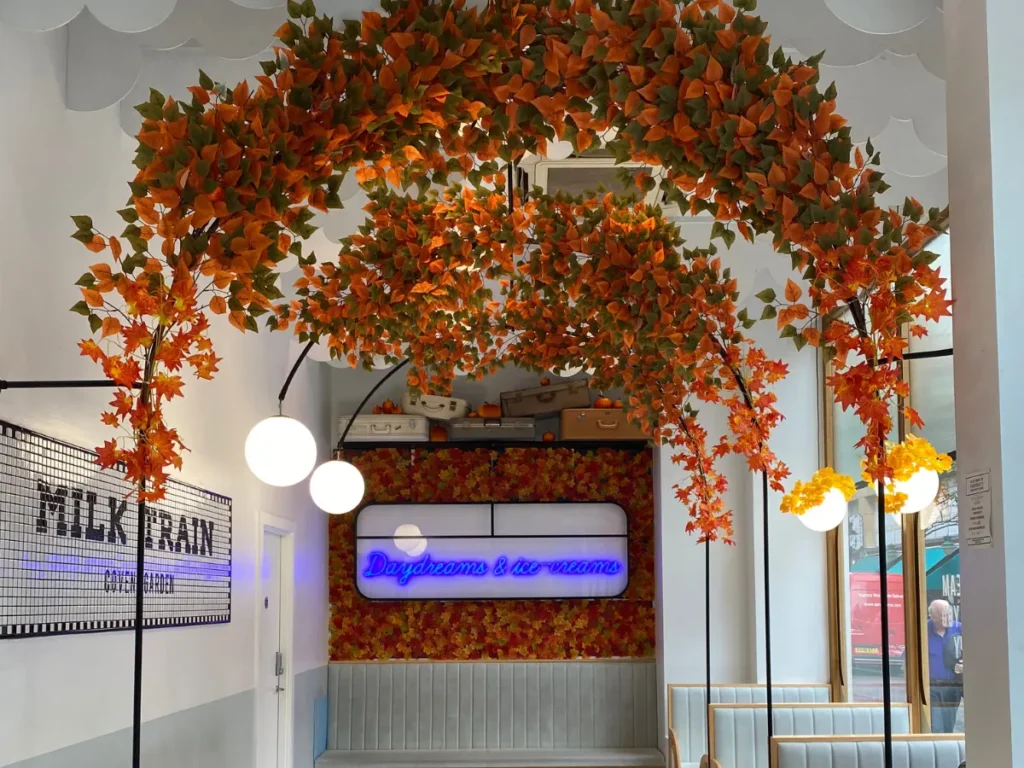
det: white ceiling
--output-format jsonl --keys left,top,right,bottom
{"left": 0, "top": 0, "right": 947, "bottom": 238}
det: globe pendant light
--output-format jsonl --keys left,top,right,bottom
{"left": 245, "top": 416, "right": 317, "bottom": 487}
{"left": 893, "top": 467, "right": 940, "bottom": 514}
{"left": 309, "top": 459, "right": 365, "bottom": 515}
{"left": 797, "top": 488, "right": 848, "bottom": 532}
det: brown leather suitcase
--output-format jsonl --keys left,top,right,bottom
{"left": 560, "top": 408, "right": 647, "bottom": 440}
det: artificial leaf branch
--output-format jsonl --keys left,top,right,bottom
{"left": 71, "top": 0, "right": 950, "bottom": 541}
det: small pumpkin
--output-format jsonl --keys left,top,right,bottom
{"left": 594, "top": 396, "right": 613, "bottom": 409}
{"left": 539, "top": 377, "right": 551, "bottom": 386}
{"left": 542, "top": 431, "right": 556, "bottom": 442}
{"left": 429, "top": 425, "right": 447, "bottom": 442}
{"left": 613, "top": 399, "right": 623, "bottom": 409}
{"left": 467, "top": 410, "right": 479, "bottom": 418}
{"left": 479, "top": 403, "right": 502, "bottom": 418}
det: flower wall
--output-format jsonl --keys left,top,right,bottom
{"left": 328, "top": 445, "right": 655, "bottom": 660}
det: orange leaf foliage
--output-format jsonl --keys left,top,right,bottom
{"left": 68, "top": 0, "right": 949, "bottom": 535}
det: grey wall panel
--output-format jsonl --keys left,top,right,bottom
{"left": 485, "top": 664, "right": 500, "bottom": 749}
{"left": 9, "top": 689, "right": 254, "bottom": 768}
{"left": 326, "top": 661, "right": 659, "bottom": 753}
{"left": 294, "top": 666, "right": 329, "bottom": 768}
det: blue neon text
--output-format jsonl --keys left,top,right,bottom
{"left": 362, "top": 552, "right": 623, "bottom": 586}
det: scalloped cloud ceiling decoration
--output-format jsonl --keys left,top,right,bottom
{"left": 1, "top": 0, "right": 949, "bottom": 243}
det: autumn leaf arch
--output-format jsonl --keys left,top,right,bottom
{"left": 72, "top": 0, "right": 950, "bottom": 541}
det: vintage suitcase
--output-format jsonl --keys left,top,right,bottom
{"left": 337, "top": 414, "right": 429, "bottom": 442}
{"left": 402, "top": 391, "right": 470, "bottom": 421}
{"left": 560, "top": 408, "right": 647, "bottom": 441}
{"left": 500, "top": 378, "right": 590, "bottom": 417}
{"left": 449, "top": 417, "right": 536, "bottom": 441}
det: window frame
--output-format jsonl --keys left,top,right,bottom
{"left": 821, "top": 254, "right": 955, "bottom": 733}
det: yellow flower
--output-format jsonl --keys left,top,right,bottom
{"left": 780, "top": 467, "right": 856, "bottom": 516}
{"left": 868, "top": 435, "right": 952, "bottom": 513}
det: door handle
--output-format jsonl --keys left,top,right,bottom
{"left": 275, "top": 685, "right": 285, "bottom": 694}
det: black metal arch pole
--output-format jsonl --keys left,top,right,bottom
{"left": 1, "top": 378, "right": 147, "bottom": 768}
{"left": 704, "top": 536, "right": 713, "bottom": 764}
{"left": 877, "top": 481, "right": 894, "bottom": 767}
{"left": 762, "top": 470, "right": 774, "bottom": 745}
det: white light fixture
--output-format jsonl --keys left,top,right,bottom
{"left": 394, "top": 523, "right": 428, "bottom": 556}
{"left": 798, "top": 488, "right": 849, "bottom": 532}
{"left": 309, "top": 459, "right": 365, "bottom": 515}
{"left": 245, "top": 416, "right": 317, "bottom": 487}
{"left": 893, "top": 468, "right": 940, "bottom": 515}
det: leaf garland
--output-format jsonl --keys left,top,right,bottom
{"left": 71, "top": 0, "right": 950, "bottom": 539}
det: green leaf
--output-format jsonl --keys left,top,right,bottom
{"left": 70, "top": 301, "right": 91, "bottom": 316}
{"left": 76, "top": 273, "right": 96, "bottom": 287}
{"left": 793, "top": 334, "right": 808, "bottom": 351}
{"left": 71, "top": 215, "right": 94, "bottom": 231}
{"left": 722, "top": 228, "right": 736, "bottom": 249}
{"left": 755, "top": 288, "right": 776, "bottom": 303}
{"left": 287, "top": 0, "right": 303, "bottom": 17}
{"left": 88, "top": 314, "right": 103, "bottom": 334}
{"left": 116, "top": 208, "right": 138, "bottom": 223}
{"left": 779, "top": 324, "right": 797, "bottom": 338}
{"left": 760, "top": 304, "right": 777, "bottom": 320}
{"left": 244, "top": 315, "right": 259, "bottom": 333}
{"left": 198, "top": 69, "right": 214, "bottom": 90}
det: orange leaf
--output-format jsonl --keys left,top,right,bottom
{"left": 108, "top": 237, "right": 122, "bottom": 261}
{"left": 685, "top": 80, "right": 705, "bottom": 99}
{"left": 644, "top": 124, "right": 667, "bottom": 142}
{"left": 379, "top": 65, "right": 396, "bottom": 91}
{"left": 85, "top": 235, "right": 107, "bottom": 253}
{"left": 81, "top": 288, "right": 104, "bottom": 308}
{"left": 209, "top": 296, "right": 227, "bottom": 314}
{"left": 402, "top": 145, "right": 423, "bottom": 162}
{"left": 781, "top": 196, "right": 798, "bottom": 222}
{"left": 193, "top": 195, "right": 215, "bottom": 228}
{"left": 228, "top": 311, "right": 247, "bottom": 331}
{"left": 784, "top": 278, "right": 802, "bottom": 303}
{"left": 705, "top": 56, "right": 723, "bottom": 83}
{"left": 100, "top": 316, "right": 122, "bottom": 338}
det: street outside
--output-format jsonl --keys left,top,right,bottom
{"left": 852, "top": 663, "right": 965, "bottom": 732}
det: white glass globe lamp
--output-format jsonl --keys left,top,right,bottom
{"left": 798, "top": 488, "right": 848, "bottom": 532}
{"left": 245, "top": 416, "right": 317, "bottom": 487}
{"left": 893, "top": 468, "right": 940, "bottom": 515}
{"left": 309, "top": 460, "right": 365, "bottom": 515}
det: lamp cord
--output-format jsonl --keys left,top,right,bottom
{"left": 277, "top": 339, "right": 317, "bottom": 412}
{"left": 339, "top": 358, "right": 412, "bottom": 445}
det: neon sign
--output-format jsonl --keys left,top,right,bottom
{"left": 362, "top": 551, "right": 624, "bottom": 586}
{"left": 355, "top": 502, "right": 630, "bottom": 600}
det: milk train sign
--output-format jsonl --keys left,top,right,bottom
{"left": 0, "top": 421, "right": 231, "bottom": 639}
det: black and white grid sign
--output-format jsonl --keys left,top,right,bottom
{"left": 0, "top": 420, "right": 231, "bottom": 639}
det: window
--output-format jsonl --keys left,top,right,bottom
{"left": 906, "top": 235, "right": 962, "bottom": 733}
{"left": 826, "top": 233, "right": 958, "bottom": 732}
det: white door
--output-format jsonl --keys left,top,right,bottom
{"left": 258, "top": 531, "right": 284, "bottom": 768}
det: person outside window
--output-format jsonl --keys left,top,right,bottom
{"left": 928, "top": 599, "right": 963, "bottom": 733}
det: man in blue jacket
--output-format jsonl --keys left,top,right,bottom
{"left": 927, "top": 599, "right": 963, "bottom": 733}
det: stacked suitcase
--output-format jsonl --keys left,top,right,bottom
{"left": 339, "top": 376, "right": 647, "bottom": 444}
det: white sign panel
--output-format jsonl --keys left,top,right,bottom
{"left": 355, "top": 502, "right": 629, "bottom": 600}
{"left": 964, "top": 469, "right": 993, "bottom": 548}
{"left": 0, "top": 421, "right": 232, "bottom": 639}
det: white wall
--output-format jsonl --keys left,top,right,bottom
{"left": 0, "top": 25, "right": 330, "bottom": 766}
